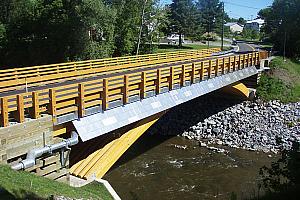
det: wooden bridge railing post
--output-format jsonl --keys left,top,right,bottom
{"left": 32, "top": 91, "right": 40, "bottom": 119}
{"left": 222, "top": 58, "right": 225, "bottom": 74}
{"left": 156, "top": 69, "right": 161, "bottom": 95}
{"left": 16, "top": 94, "right": 25, "bottom": 123}
{"left": 102, "top": 79, "right": 108, "bottom": 111}
{"left": 78, "top": 84, "right": 85, "bottom": 118}
{"left": 200, "top": 62, "right": 204, "bottom": 81}
{"left": 228, "top": 57, "right": 231, "bottom": 72}
{"left": 238, "top": 55, "right": 241, "bottom": 70}
{"left": 191, "top": 63, "right": 195, "bottom": 84}
{"left": 181, "top": 65, "right": 186, "bottom": 87}
{"left": 233, "top": 56, "right": 237, "bottom": 71}
{"left": 123, "top": 75, "right": 129, "bottom": 104}
{"left": 243, "top": 54, "right": 246, "bottom": 69}
{"left": 208, "top": 60, "right": 212, "bottom": 78}
{"left": 0, "top": 97, "right": 8, "bottom": 127}
{"left": 140, "top": 72, "right": 146, "bottom": 99}
{"left": 169, "top": 67, "right": 174, "bottom": 91}
{"left": 49, "top": 89, "right": 57, "bottom": 122}
{"left": 215, "top": 59, "right": 219, "bottom": 77}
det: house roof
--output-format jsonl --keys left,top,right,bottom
{"left": 224, "top": 22, "right": 243, "bottom": 27}
{"left": 246, "top": 18, "right": 265, "bottom": 25}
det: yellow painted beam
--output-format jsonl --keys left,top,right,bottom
{"left": 70, "top": 112, "right": 164, "bottom": 180}
{"left": 222, "top": 82, "right": 250, "bottom": 99}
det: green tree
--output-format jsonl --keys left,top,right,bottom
{"left": 259, "top": 0, "right": 300, "bottom": 57}
{"left": 169, "top": 0, "right": 196, "bottom": 47}
{"left": 0, "top": 0, "right": 116, "bottom": 68}
{"left": 196, "top": 0, "right": 223, "bottom": 35}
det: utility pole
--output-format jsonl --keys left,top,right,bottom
{"left": 221, "top": 1, "right": 225, "bottom": 51}
{"left": 136, "top": 0, "right": 148, "bottom": 56}
{"left": 283, "top": 30, "right": 287, "bottom": 62}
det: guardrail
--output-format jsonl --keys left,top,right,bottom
{"left": 0, "top": 51, "right": 267, "bottom": 127}
{"left": 0, "top": 48, "right": 220, "bottom": 93}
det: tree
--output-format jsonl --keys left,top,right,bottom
{"left": 169, "top": 0, "right": 196, "bottom": 47}
{"left": 0, "top": 0, "right": 116, "bottom": 68}
{"left": 259, "top": 0, "right": 300, "bottom": 58}
{"left": 196, "top": 0, "right": 223, "bottom": 35}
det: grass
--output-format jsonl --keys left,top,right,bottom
{"left": 156, "top": 43, "right": 220, "bottom": 53}
{"left": 257, "top": 57, "right": 300, "bottom": 103}
{"left": 0, "top": 165, "right": 113, "bottom": 200}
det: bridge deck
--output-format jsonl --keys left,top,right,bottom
{"left": 0, "top": 50, "right": 268, "bottom": 129}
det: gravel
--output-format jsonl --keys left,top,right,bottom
{"left": 151, "top": 93, "right": 300, "bottom": 154}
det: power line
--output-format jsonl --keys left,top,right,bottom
{"left": 223, "top": 1, "right": 261, "bottom": 10}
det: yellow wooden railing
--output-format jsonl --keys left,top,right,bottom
{"left": 0, "top": 48, "right": 220, "bottom": 93}
{"left": 0, "top": 51, "right": 267, "bottom": 127}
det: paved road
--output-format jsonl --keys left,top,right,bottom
{"left": 236, "top": 42, "right": 256, "bottom": 53}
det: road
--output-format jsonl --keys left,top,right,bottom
{"left": 236, "top": 42, "right": 257, "bottom": 53}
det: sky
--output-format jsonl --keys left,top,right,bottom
{"left": 161, "top": 0, "right": 273, "bottom": 20}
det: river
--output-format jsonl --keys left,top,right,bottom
{"left": 104, "top": 133, "right": 275, "bottom": 200}
{"left": 103, "top": 92, "right": 277, "bottom": 200}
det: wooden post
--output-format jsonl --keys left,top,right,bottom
{"left": 0, "top": 97, "right": 8, "bottom": 127}
{"left": 123, "top": 75, "right": 129, "bottom": 104}
{"left": 181, "top": 65, "right": 185, "bottom": 87}
{"left": 228, "top": 57, "right": 231, "bottom": 72}
{"left": 246, "top": 54, "right": 249, "bottom": 67}
{"left": 78, "top": 84, "right": 85, "bottom": 118}
{"left": 233, "top": 56, "right": 237, "bottom": 71}
{"left": 49, "top": 89, "right": 57, "bottom": 122}
{"left": 16, "top": 94, "right": 24, "bottom": 123}
{"left": 222, "top": 57, "right": 225, "bottom": 74}
{"left": 169, "top": 67, "right": 174, "bottom": 91}
{"left": 243, "top": 54, "right": 246, "bottom": 69}
{"left": 156, "top": 69, "right": 161, "bottom": 95}
{"left": 238, "top": 55, "right": 241, "bottom": 70}
{"left": 102, "top": 79, "right": 108, "bottom": 111}
{"left": 191, "top": 63, "right": 195, "bottom": 84}
{"left": 208, "top": 60, "right": 212, "bottom": 78}
{"left": 140, "top": 72, "right": 146, "bottom": 99}
{"left": 215, "top": 59, "right": 219, "bottom": 77}
{"left": 32, "top": 91, "right": 40, "bottom": 119}
{"left": 200, "top": 62, "right": 204, "bottom": 81}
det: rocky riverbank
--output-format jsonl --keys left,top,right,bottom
{"left": 151, "top": 93, "right": 300, "bottom": 154}
{"left": 182, "top": 99, "right": 300, "bottom": 154}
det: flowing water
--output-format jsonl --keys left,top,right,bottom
{"left": 104, "top": 133, "right": 275, "bottom": 200}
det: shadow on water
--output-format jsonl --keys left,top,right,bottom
{"left": 109, "top": 90, "right": 244, "bottom": 171}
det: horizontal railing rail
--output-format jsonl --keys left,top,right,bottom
{"left": 0, "top": 51, "right": 268, "bottom": 128}
{"left": 0, "top": 48, "right": 220, "bottom": 93}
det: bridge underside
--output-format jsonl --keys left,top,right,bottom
{"left": 70, "top": 112, "right": 164, "bottom": 180}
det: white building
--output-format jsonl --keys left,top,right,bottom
{"left": 244, "top": 18, "right": 265, "bottom": 32}
{"left": 224, "top": 22, "right": 243, "bottom": 33}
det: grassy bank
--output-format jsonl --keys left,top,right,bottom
{"left": 257, "top": 57, "right": 300, "bottom": 103}
{"left": 0, "top": 165, "right": 113, "bottom": 200}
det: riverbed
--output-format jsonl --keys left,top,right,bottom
{"left": 104, "top": 133, "right": 275, "bottom": 200}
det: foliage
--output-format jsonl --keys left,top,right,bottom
{"left": 0, "top": 165, "right": 112, "bottom": 199}
{"left": 257, "top": 57, "right": 300, "bottom": 103}
{"left": 239, "top": 28, "right": 260, "bottom": 41}
{"left": 168, "top": 0, "right": 197, "bottom": 47}
{"left": 258, "top": 142, "right": 300, "bottom": 200}
{"left": 0, "top": 0, "right": 116, "bottom": 67}
{"left": 196, "top": 0, "right": 223, "bottom": 35}
{"left": 259, "top": 0, "right": 300, "bottom": 58}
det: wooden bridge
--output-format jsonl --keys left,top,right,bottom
{"left": 0, "top": 48, "right": 269, "bottom": 182}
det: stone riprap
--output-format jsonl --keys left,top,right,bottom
{"left": 151, "top": 93, "right": 300, "bottom": 154}
{"left": 182, "top": 100, "right": 300, "bottom": 154}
